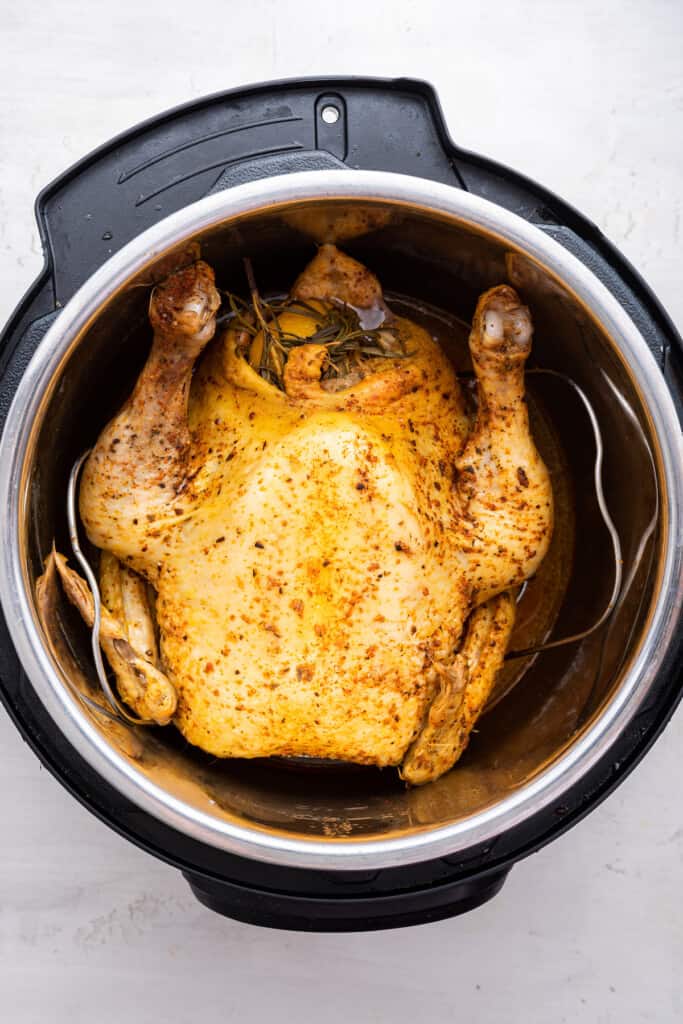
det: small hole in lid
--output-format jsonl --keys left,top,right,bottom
{"left": 321, "top": 105, "right": 340, "bottom": 125}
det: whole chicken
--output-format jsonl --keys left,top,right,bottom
{"left": 52, "top": 244, "right": 553, "bottom": 785}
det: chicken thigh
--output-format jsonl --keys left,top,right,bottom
{"left": 54, "top": 244, "right": 552, "bottom": 784}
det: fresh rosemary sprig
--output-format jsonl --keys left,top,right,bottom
{"left": 216, "top": 258, "right": 410, "bottom": 392}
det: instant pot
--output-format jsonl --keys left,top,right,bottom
{"left": 1, "top": 77, "right": 682, "bottom": 931}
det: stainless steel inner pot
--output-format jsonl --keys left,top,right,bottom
{"left": 1, "top": 170, "right": 681, "bottom": 871}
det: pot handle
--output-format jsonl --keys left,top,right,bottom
{"left": 183, "top": 866, "right": 510, "bottom": 932}
{"left": 0, "top": 304, "right": 60, "bottom": 433}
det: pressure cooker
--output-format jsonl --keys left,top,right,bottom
{"left": 0, "top": 77, "right": 681, "bottom": 931}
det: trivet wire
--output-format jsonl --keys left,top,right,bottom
{"left": 67, "top": 450, "right": 155, "bottom": 725}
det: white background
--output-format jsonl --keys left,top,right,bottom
{"left": 1, "top": 1, "right": 682, "bottom": 1021}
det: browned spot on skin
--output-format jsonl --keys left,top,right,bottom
{"left": 296, "top": 664, "right": 314, "bottom": 682}
{"left": 394, "top": 541, "right": 412, "bottom": 555}
{"left": 204, "top": 662, "right": 214, "bottom": 674}
{"left": 517, "top": 466, "right": 529, "bottom": 487}
{"left": 289, "top": 598, "right": 304, "bottom": 617}
{"left": 314, "top": 623, "right": 326, "bottom": 638}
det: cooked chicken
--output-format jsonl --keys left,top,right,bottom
{"left": 54, "top": 243, "right": 553, "bottom": 785}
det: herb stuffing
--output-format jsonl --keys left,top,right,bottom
{"left": 217, "top": 258, "right": 412, "bottom": 392}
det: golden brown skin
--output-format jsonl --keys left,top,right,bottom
{"left": 401, "top": 591, "right": 516, "bottom": 784}
{"left": 455, "top": 285, "right": 552, "bottom": 603}
{"left": 79, "top": 260, "right": 221, "bottom": 581}
{"left": 51, "top": 550, "right": 176, "bottom": 725}
{"left": 291, "top": 243, "right": 391, "bottom": 316}
{"left": 69, "top": 246, "right": 552, "bottom": 784}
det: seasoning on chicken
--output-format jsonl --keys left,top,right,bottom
{"left": 48, "top": 244, "right": 553, "bottom": 785}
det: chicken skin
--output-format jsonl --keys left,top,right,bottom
{"left": 52, "top": 244, "right": 553, "bottom": 785}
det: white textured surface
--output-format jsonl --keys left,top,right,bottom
{"left": 1, "top": 1, "right": 682, "bottom": 1021}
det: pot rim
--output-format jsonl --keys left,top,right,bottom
{"left": 1, "top": 169, "right": 681, "bottom": 871}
